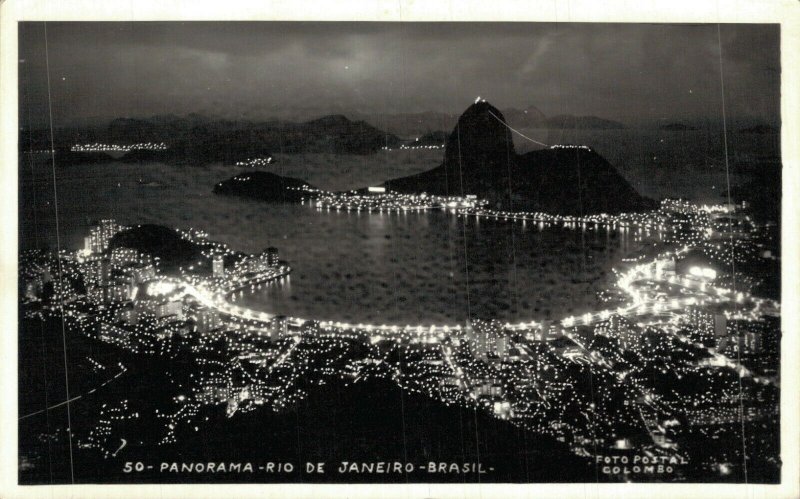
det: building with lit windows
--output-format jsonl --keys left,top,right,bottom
{"left": 212, "top": 255, "right": 225, "bottom": 278}
{"left": 86, "top": 219, "right": 127, "bottom": 254}
{"left": 267, "top": 247, "right": 279, "bottom": 267}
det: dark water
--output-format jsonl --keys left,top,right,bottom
{"left": 234, "top": 209, "right": 635, "bottom": 324}
{"left": 21, "top": 124, "right": 776, "bottom": 324}
{"left": 19, "top": 126, "right": 778, "bottom": 249}
{"left": 19, "top": 157, "right": 645, "bottom": 325}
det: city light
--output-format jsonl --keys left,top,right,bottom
{"left": 19, "top": 190, "right": 780, "bottom": 477}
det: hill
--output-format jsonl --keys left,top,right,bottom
{"left": 383, "top": 101, "right": 655, "bottom": 215}
{"left": 58, "top": 375, "right": 594, "bottom": 483}
{"left": 513, "top": 147, "right": 657, "bottom": 214}
{"left": 213, "top": 171, "right": 314, "bottom": 203}
{"left": 108, "top": 224, "right": 205, "bottom": 272}
{"left": 292, "top": 114, "right": 401, "bottom": 154}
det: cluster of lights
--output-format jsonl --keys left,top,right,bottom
{"left": 70, "top": 142, "right": 168, "bottom": 152}
{"left": 23, "top": 149, "right": 57, "bottom": 154}
{"left": 379, "top": 144, "right": 446, "bottom": 151}
{"left": 304, "top": 189, "right": 485, "bottom": 213}
{"left": 83, "top": 219, "right": 127, "bottom": 256}
{"left": 549, "top": 144, "right": 593, "bottom": 151}
{"left": 398, "top": 142, "right": 445, "bottom": 151}
{"left": 147, "top": 281, "right": 178, "bottom": 297}
{"left": 234, "top": 157, "right": 273, "bottom": 167}
{"left": 19, "top": 192, "right": 780, "bottom": 471}
{"left": 458, "top": 203, "right": 677, "bottom": 234}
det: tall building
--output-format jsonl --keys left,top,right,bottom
{"left": 195, "top": 308, "right": 221, "bottom": 333}
{"left": 662, "top": 258, "right": 677, "bottom": 277}
{"left": 598, "top": 315, "right": 641, "bottom": 351}
{"left": 100, "top": 258, "right": 111, "bottom": 285}
{"left": 130, "top": 264, "right": 156, "bottom": 285}
{"left": 267, "top": 315, "right": 288, "bottom": 341}
{"left": 473, "top": 331, "right": 491, "bottom": 360}
{"left": 212, "top": 255, "right": 225, "bottom": 278}
{"left": 467, "top": 321, "right": 510, "bottom": 361}
{"left": 82, "top": 258, "right": 103, "bottom": 286}
{"left": 266, "top": 247, "right": 279, "bottom": 267}
{"left": 744, "top": 331, "right": 762, "bottom": 353}
{"left": 111, "top": 247, "right": 139, "bottom": 267}
{"left": 532, "top": 320, "right": 559, "bottom": 341}
{"left": 155, "top": 299, "right": 184, "bottom": 320}
{"left": 87, "top": 219, "right": 126, "bottom": 254}
{"left": 686, "top": 309, "right": 715, "bottom": 346}
{"left": 89, "top": 232, "right": 102, "bottom": 254}
{"left": 713, "top": 314, "right": 727, "bottom": 338}
{"left": 244, "top": 247, "right": 281, "bottom": 274}
{"left": 115, "top": 303, "right": 138, "bottom": 325}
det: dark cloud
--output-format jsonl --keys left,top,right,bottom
{"left": 19, "top": 22, "right": 780, "bottom": 127}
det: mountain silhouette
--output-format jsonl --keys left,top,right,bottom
{"left": 383, "top": 101, "right": 656, "bottom": 215}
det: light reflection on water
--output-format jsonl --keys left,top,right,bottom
{"left": 20, "top": 160, "right": 643, "bottom": 326}
{"left": 236, "top": 207, "right": 640, "bottom": 325}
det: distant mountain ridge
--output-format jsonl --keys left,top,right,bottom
{"left": 22, "top": 105, "right": 634, "bottom": 166}
{"left": 23, "top": 113, "right": 404, "bottom": 166}
{"left": 356, "top": 106, "right": 625, "bottom": 137}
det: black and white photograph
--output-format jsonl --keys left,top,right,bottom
{"left": 5, "top": 1, "right": 799, "bottom": 496}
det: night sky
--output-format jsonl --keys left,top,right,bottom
{"left": 19, "top": 22, "right": 780, "bottom": 127}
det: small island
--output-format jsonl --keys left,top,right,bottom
{"left": 213, "top": 171, "right": 315, "bottom": 203}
